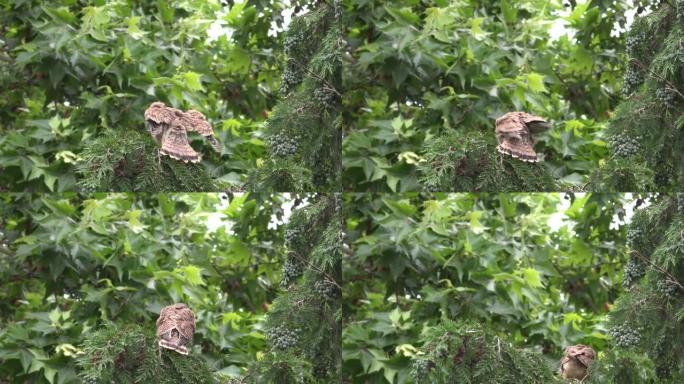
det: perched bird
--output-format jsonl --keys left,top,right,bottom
{"left": 143, "top": 102, "right": 220, "bottom": 163}
{"left": 559, "top": 344, "right": 596, "bottom": 380}
{"left": 494, "top": 112, "right": 550, "bottom": 162}
{"left": 156, "top": 303, "right": 196, "bottom": 355}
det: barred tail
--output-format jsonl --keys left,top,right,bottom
{"left": 159, "top": 339, "right": 189, "bottom": 355}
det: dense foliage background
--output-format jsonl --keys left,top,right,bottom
{"left": 343, "top": 193, "right": 638, "bottom": 383}
{"left": 0, "top": 0, "right": 319, "bottom": 191}
{"left": 589, "top": 2, "right": 684, "bottom": 191}
{"left": 342, "top": 0, "right": 660, "bottom": 191}
{"left": 0, "top": 193, "right": 303, "bottom": 383}
{"left": 240, "top": 194, "right": 342, "bottom": 383}
{"left": 248, "top": 2, "right": 343, "bottom": 192}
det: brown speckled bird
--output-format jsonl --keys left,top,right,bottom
{"left": 156, "top": 303, "right": 195, "bottom": 355}
{"left": 494, "top": 112, "right": 550, "bottom": 162}
{"left": 560, "top": 344, "right": 596, "bottom": 380}
{"left": 144, "top": 102, "right": 220, "bottom": 163}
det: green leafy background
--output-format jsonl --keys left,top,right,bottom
{"left": 0, "top": 193, "right": 305, "bottom": 383}
{"left": 343, "top": 193, "right": 639, "bottom": 383}
{"left": 342, "top": 0, "right": 639, "bottom": 191}
{"left": 0, "top": 0, "right": 303, "bottom": 191}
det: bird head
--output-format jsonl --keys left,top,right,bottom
{"left": 149, "top": 101, "right": 167, "bottom": 109}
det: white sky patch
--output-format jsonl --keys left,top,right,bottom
{"left": 206, "top": 18, "right": 234, "bottom": 43}
{"left": 269, "top": 194, "right": 309, "bottom": 230}
{"left": 268, "top": 4, "right": 297, "bottom": 38}
{"left": 548, "top": 193, "right": 645, "bottom": 232}
{"left": 204, "top": 193, "right": 303, "bottom": 233}
{"left": 206, "top": 0, "right": 297, "bottom": 42}
{"left": 548, "top": 0, "right": 643, "bottom": 41}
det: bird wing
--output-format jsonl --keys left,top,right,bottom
{"left": 519, "top": 112, "right": 550, "bottom": 134}
{"left": 494, "top": 112, "right": 525, "bottom": 135}
{"left": 565, "top": 345, "right": 595, "bottom": 367}
{"left": 178, "top": 320, "right": 195, "bottom": 341}
{"left": 177, "top": 307, "right": 196, "bottom": 340}
{"left": 160, "top": 124, "right": 201, "bottom": 163}
{"left": 144, "top": 104, "right": 174, "bottom": 125}
{"left": 184, "top": 110, "right": 221, "bottom": 153}
{"left": 574, "top": 347, "right": 595, "bottom": 367}
{"left": 184, "top": 110, "right": 213, "bottom": 136}
{"left": 156, "top": 308, "right": 175, "bottom": 337}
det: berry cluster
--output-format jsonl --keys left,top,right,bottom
{"left": 269, "top": 133, "right": 300, "bottom": 157}
{"left": 281, "top": 258, "right": 304, "bottom": 287}
{"left": 312, "top": 352, "right": 335, "bottom": 378}
{"left": 609, "top": 134, "right": 641, "bottom": 158}
{"left": 268, "top": 325, "right": 300, "bottom": 350}
{"left": 676, "top": 194, "right": 684, "bottom": 214}
{"left": 656, "top": 279, "right": 678, "bottom": 299}
{"left": 652, "top": 338, "right": 674, "bottom": 379}
{"left": 625, "top": 32, "right": 646, "bottom": 56}
{"left": 280, "top": 65, "right": 303, "bottom": 95}
{"left": 314, "top": 279, "right": 338, "bottom": 301}
{"left": 655, "top": 86, "right": 677, "bottom": 108}
{"left": 653, "top": 158, "right": 672, "bottom": 187}
{"left": 333, "top": 194, "right": 343, "bottom": 213}
{"left": 285, "top": 226, "right": 303, "bottom": 247}
{"left": 609, "top": 324, "right": 642, "bottom": 348}
{"left": 410, "top": 358, "right": 433, "bottom": 379}
{"left": 626, "top": 227, "right": 643, "bottom": 247}
{"left": 333, "top": 0, "right": 343, "bottom": 21}
{"left": 284, "top": 30, "right": 304, "bottom": 56}
{"left": 314, "top": 86, "right": 338, "bottom": 106}
{"left": 623, "top": 258, "right": 646, "bottom": 287}
{"left": 623, "top": 66, "right": 644, "bottom": 96}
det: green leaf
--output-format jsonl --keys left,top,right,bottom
{"left": 180, "top": 71, "right": 204, "bottom": 91}
{"left": 182, "top": 265, "right": 205, "bottom": 286}
{"left": 526, "top": 73, "right": 546, "bottom": 93}
{"left": 522, "top": 268, "right": 543, "bottom": 288}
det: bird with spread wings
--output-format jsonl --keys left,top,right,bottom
{"left": 494, "top": 111, "right": 550, "bottom": 162}
{"left": 144, "top": 102, "right": 221, "bottom": 163}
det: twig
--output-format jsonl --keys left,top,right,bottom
{"left": 630, "top": 250, "right": 684, "bottom": 290}
{"left": 288, "top": 250, "right": 341, "bottom": 290}
{"left": 289, "top": 58, "right": 342, "bottom": 97}
{"left": 630, "top": 58, "right": 684, "bottom": 99}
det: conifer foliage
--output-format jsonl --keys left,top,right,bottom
{"left": 76, "top": 324, "right": 218, "bottom": 384}
{"left": 247, "top": 1, "right": 343, "bottom": 192}
{"left": 410, "top": 320, "right": 560, "bottom": 384}
{"left": 418, "top": 129, "right": 557, "bottom": 192}
{"left": 584, "top": 194, "right": 684, "bottom": 382}
{"left": 234, "top": 194, "right": 342, "bottom": 383}
{"left": 590, "top": 2, "right": 684, "bottom": 190}
{"left": 76, "top": 129, "right": 220, "bottom": 192}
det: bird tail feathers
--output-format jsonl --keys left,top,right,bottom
{"left": 159, "top": 339, "right": 189, "bottom": 355}
{"left": 497, "top": 143, "right": 539, "bottom": 162}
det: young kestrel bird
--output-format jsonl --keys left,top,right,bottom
{"left": 156, "top": 303, "right": 196, "bottom": 355}
{"left": 494, "top": 112, "right": 550, "bottom": 162}
{"left": 144, "top": 102, "right": 220, "bottom": 163}
{"left": 559, "top": 344, "right": 596, "bottom": 380}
